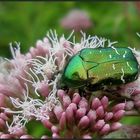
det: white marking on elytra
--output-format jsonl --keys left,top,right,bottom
{"left": 89, "top": 51, "right": 92, "bottom": 54}
{"left": 121, "top": 68, "right": 125, "bottom": 83}
{"left": 127, "top": 61, "right": 133, "bottom": 70}
{"left": 112, "top": 64, "right": 115, "bottom": 70}
{"left": 123, "top": 51, "right": 127, "bottom": 58}
{"left": 111, "top": 46, "right": 120, "bottom": 55}
{"left": 109, "top": 54, "right": 112, "bottom": 58}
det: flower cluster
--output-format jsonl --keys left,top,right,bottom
{"left": 119, "top": 79, "right": 140, "bottom": 113}
{"left": 0, "top": 31, "right": 140, "bottom": 138}
{"left": 41, "top": 91, "right": 125, "bottom": 138}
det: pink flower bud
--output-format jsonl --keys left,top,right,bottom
{"left": 13, "top": 127, "right": 27, "bottom": 137}
{"left": 135, "top": 100, "right": 140, "bottom": 108}
{"left": 53, "top": 105, "right": 63, "bottom": 120}
{"left": 87, "top": 109, "right": 97, "bottom": 123}
{"left": 76, "top": 108, "right": 86, "bottom": 119}
{"left": 113, "top": 110, "right": 125, "bottom": 121}
{"left": 78, "top": 116, "right": 90, "bottom": 129}
{"left": 0, "top": 84, "right": 22, "bottom": 98}
{"left": 131, "top": 88, "right": 140, "bottom": 96}
{"left": 59, "top": 112, "right": 66, "bottom": 130}
{"left": 36, "top": 40, "right": 49, "bottom": 56}
{"left": 20, "top": 134, "right": 33, "bottom": 139}
{"left": 0, "top": 94, "right": 9, "bottom": 107}
{"left": 63, "top": 95, "right": 71, "bottom": 109}
{"left": 82, "top": 134, "right": 92, "bottom": 139}
{"left": 36, "top": 46, "right": 47, "bottom": 57}
{"left": 26, "top": 52, "right": 32, "bottom": 59}
{"left": 104, "top": 112, "right": 113, "bottom": 121}
{"left": 91, "top": 98, "right": 102, "bottom": 110}
{"left": 99, "top": 124, "right": 110, "bottom": 135}
{"left": 0, "top": 118, "right": 6, "bottom": 130}
{"left": 65, "top": 107, "right": 74, "bottom": 126}
{"left": 60, "top": 37, "right": 71, "bottom": 49}
{"left": 36, "top": 40, "right": 43, "bottom": 47}
{"left": 94, "top": 120, "right": 105, "bottom": 130}
{"left": 41, "top": 119, "right": 53, "bottom": 130}
{"left": 111, "top": 122, "right": 122, "bottom": 131}
{"left": 0, "top": 84, "right": 12, "bottom": 97}
{"left": 125, "top": 101, "right": 134, "bottom": 110}
{"left": 0, "top": 113, "right": 9, "bottom": 121}
{"left": 68, "top": 103, "right": 77, "bottom": 113}
{"left": 57, "top": 90, "right": 65, "bottom": 101}
{"left": 78, "top": 97, "right": 88, "bottom": 110}
{"left": 132, "top": 93, "right": 140, "bottom": 101}
{"left": 96, "top": 106, "right": 105, "bottom": 118}
{"left": 51, "top": 126, "right": 59, "bottom": 134}
{"left": 29, "top": 47, "right": 38, "bottom": 58}
{"left": 1, "top": 134, "right": 13, "bottom": 139}
{"left": 73, "top": 44, "right": 82, "bottom": 54}
{"left": 101, "top": 96, "right": 108, "bottom": 109}
{"left": 112, "top": 103, "right": 125, "bottom": 112}
{"left": 120, "top": 83, "right": 137, "bottom": 96}
{"left": 72, "top": 93, "right": 81, "bottom": 105}
{"left": 43, "top": 37, "right": 50, "bottom": 44}
{"left": 52, "top": 133, "right": 60, "bottom": 138}
{"left": 38, "top": 83, "right": 49, "bottom": 97}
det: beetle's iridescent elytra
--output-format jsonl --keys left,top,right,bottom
{"left": 61, "top": 47, "right": 139, "bottom": 91}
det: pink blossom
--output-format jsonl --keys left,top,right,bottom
{"left": 60, "top": 9, "right": 92, "bottom": 31}
{"left": 40, "top": 91, "right": 125, "bottom": 138}
{"left": 0, "top": 31, "right": 139, "bottom": 138}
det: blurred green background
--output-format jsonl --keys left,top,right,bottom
{"left": 0, "top": 2, "right": 140, "bottom": 137}
{"left": 0, "top": 2, "right": 140, "bottom": 58}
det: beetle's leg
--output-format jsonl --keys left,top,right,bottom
{"left": 67, "top": 88, "right": 78, "bottom": 97}
{"left": 78, "top": 87, "right": 92, "bottom": 99}
{"left": 103, "top": 89, "right": 133, "bottom": 102}
{"left": 78, "top": 88, "right": 85, "bottom": 96}
{"left": 60, "top": 85, "right": 69, "bottom": 91}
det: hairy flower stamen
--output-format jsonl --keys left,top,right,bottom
{"left": 47, "top": 30, "right": 74, "bottom": 56}
{"left": 3, "top": 84, "right": 50, "bottom": 128}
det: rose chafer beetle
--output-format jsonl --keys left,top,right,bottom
{"left": 60, "top": 47, "right": 139, "bottom": 92}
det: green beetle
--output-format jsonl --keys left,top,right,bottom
{"left": 60, "top": 47, "right": 139, "bottom": 92}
